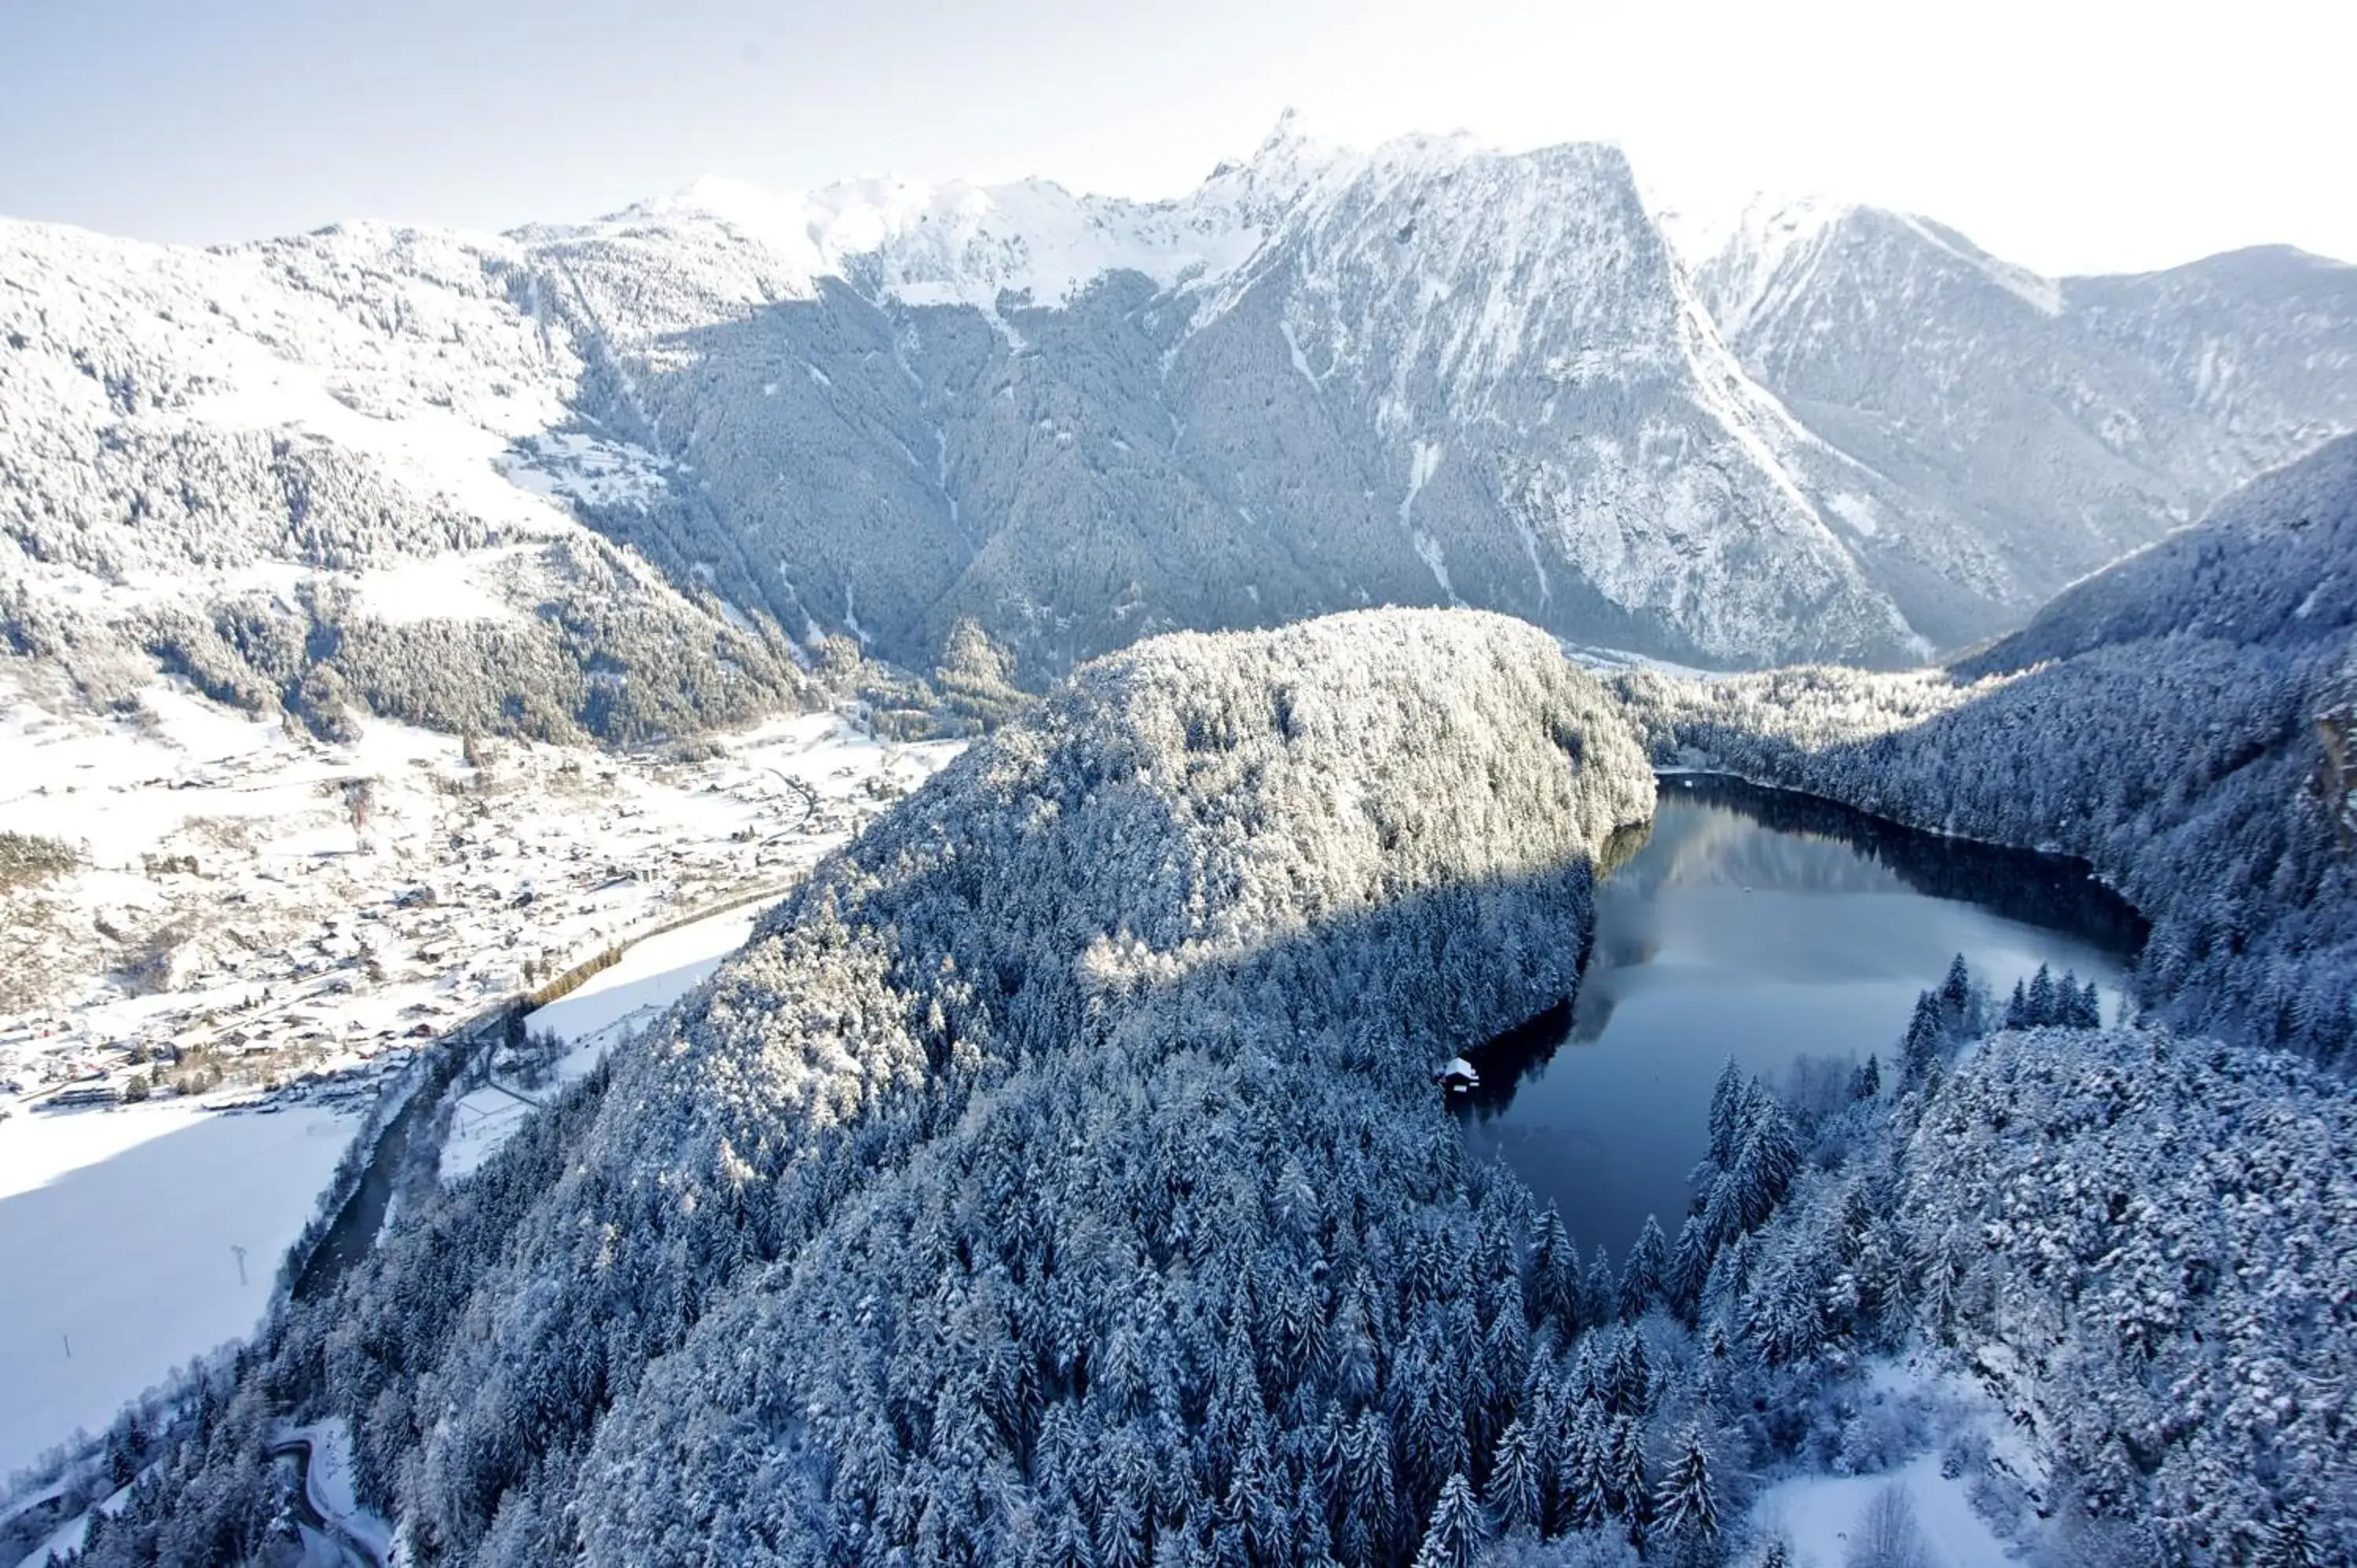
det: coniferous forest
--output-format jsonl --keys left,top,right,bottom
{"left": 48, "top": 453, "right": 2357, "bottom": 1568}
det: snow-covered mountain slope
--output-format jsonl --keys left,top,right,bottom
{"left": 1617, "top": 437, "right": 2357, "bottom": 1064}
{"left": 513, "top": 120, "right": 1932, "bottom": 672}
{"left": 0, "top": 219, "right": 806, "bottom": 741}
{"left": 7, "top": 121, "right": 2352, "bottom": 733}
{"left": 1693, "top": 200, "right": 2357, "bottom": 623}
{"left": 1962, "top": 432, "right": 2357, "bottom": 673}
{"left": 2066, "top": 244, "right": 2357, "bottom": 456}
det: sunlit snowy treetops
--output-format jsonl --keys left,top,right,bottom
{"left": 1905, "top": 1026, "right": 2357, "bottom": 1563}
{"left": 52, "top": 597, "right": 2357, "bottom": 1567}
{"left": 1614, "top": 434, "right": 2357, "bottom": 1067}
{"left": 74, "top": 608, "right": 1668, "bottom": 1565}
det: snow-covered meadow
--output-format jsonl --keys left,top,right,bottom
{"left": 437, "top": 902, "right": 761, "bottom": 1185}
{"left": 0, "top": 1105, "right": 354, "bottom": 1481}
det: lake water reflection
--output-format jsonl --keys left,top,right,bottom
{"left": 1453, "top": 774, "right": 2146, "bottom": 1257}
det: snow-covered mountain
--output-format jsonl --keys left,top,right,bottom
{"left": 0, "top": 220, "right": 808, "bottom": 741}
{"left": 1960, "top": 430, "right": 2357, "bottom": 672}
{"left": 519, "top": 119, "right": 1930, "bottom": 672}
{"left": 5, "top": 119, "right": 2352, "bottom": 735}
{"left": 1692, "top": 198, "right": 2357, "bottom": 628}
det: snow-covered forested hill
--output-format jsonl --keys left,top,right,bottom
{"left": 1696, "top": 996, "right": 2357, "bottom": 1566}
{"left": 65, "top": 609, "right": 1659, "bottom": 1565}
{"left": 1615, "top": 434, "right": 2357, "bottom": 1064}
{"left": 7, "top": 120, "right": 2352, "bottom": 738}
{"left": 42, "top": 608, "right": 2357, "bottom": 1566}
{"left": 1902, "top": 1026, "right": 2357, "bottom": 1563}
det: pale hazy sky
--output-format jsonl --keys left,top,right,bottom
{"left": 3, "top": 0, "right": 2350, "bottom": 276}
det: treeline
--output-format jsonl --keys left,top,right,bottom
{"left": 0, "top": 828, "right": 76, "bottom": 892}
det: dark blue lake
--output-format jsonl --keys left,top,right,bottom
{"left": 1454, "top": 774, "right": 2146, "bottom": 1257}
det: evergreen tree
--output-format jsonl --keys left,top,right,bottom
{"left": 1608, "top": 1416, "right": 1650, "bottom": 1542}
{"left": 1707, "top": 1058, "right": 1747, "bottom": 1166}
{"left": 1664, "top": 1216, "right": 1713, "bottom": 1322}
{"left": 1582, "top": 1247, "right": 1617, "bottom": 1330}
{"left": 1556, "top": 1401, "right": 1611, "bottom": 1534}
{"left": 1484, "top": 1419, "right": 1543, "bottom": 1537}
{"left": 1901, "top": 991, "right": 1946, "bottom": 1084}
{"left": 1049, "top": 1503, "right": 1099, "bottom": 1568}
{"left": 1410, "top": 1472, "right": 1483, "bottom": 1568}
{"left": 1728, "top": 1093, "right": 1801, "bottom": 1231}
{"left": 1528, "top": 1206, "right": 1577, "bottom": 1329}
{"left": 2027, "top": 964, "right": 2058, "bottom": 1026}
{"left": 1618, "top": 1216, "right": 1668, "bottom": 1321}
{"left": 1336, "top": 1410, "right": 1396, "bottom": 1567}
{"left": 1653, "top": 1423, "right": 1719, "bottom": 1546}
{"left": 1939, "top": 954, "right": 1973, "bottom": 1023}
{"left": 1607, "top": 1328, "right": 1652, "bottom": 1418}
{"left": 2253, "top": 1503, "right": 2320, "bottom": 1568}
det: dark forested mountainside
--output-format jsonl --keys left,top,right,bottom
{"left": 1958, "top": 431, "right": 2357, "bottom": 672}
{"left": 1615, "top": 435, "right": 2357, "bottom": 1065}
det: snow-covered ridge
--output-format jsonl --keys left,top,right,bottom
{"left": 565, "top": 113, "right": 1513, "bottom": 315}
{"left": 607, "top": 169, "right": 1266, "bottom": 313}
{"left": 6, "top": 113, "right": 2352, "bottom": 727}
{"left": 0, "top": 209, "right": 807, "bottom": 745}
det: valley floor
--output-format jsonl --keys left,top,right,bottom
{"left": 0, "top": 676, "right": 960, "bottom": 1483}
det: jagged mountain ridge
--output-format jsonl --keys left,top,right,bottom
{"left": 522, "top": 123, "right": 1930, "bottom": 671}
{"left": 1693, "top": 198, "right": 2357, "bottom": 628}
{"left": 4, "top": 120, "right": 2352, "bottom": 733}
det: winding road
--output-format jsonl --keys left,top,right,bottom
{"left": 264, "top": 1436, "right": 382, "bottom": 1568}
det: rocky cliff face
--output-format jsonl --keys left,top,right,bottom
{"left": 1693, "top": 200, "right": 2357, "bottom": 637}
{"left": 520, "top": 124, "right": 1928, "bottom": 672}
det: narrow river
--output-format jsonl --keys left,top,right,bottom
{"left": 1454, "top": 774, "right": 2146, "bottom": 1257}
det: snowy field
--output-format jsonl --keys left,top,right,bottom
{"left": 1746, "top": 1353, "right": 2042, "bottom": 1567}
{"left": 438, "top": 902, "right": 761, "bottom": 1184}
{"left": 526, "top": 903, "right": 764, "bottom": 1046}
{"left": 0, "top": 673, "right": 959, "bottom": 1488}
{"left": 0, "top": 1105, "right": 356, "bottom": 1481}
{"left": 1750, "top": 1453, "right": 2018, "bottom": 1567}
